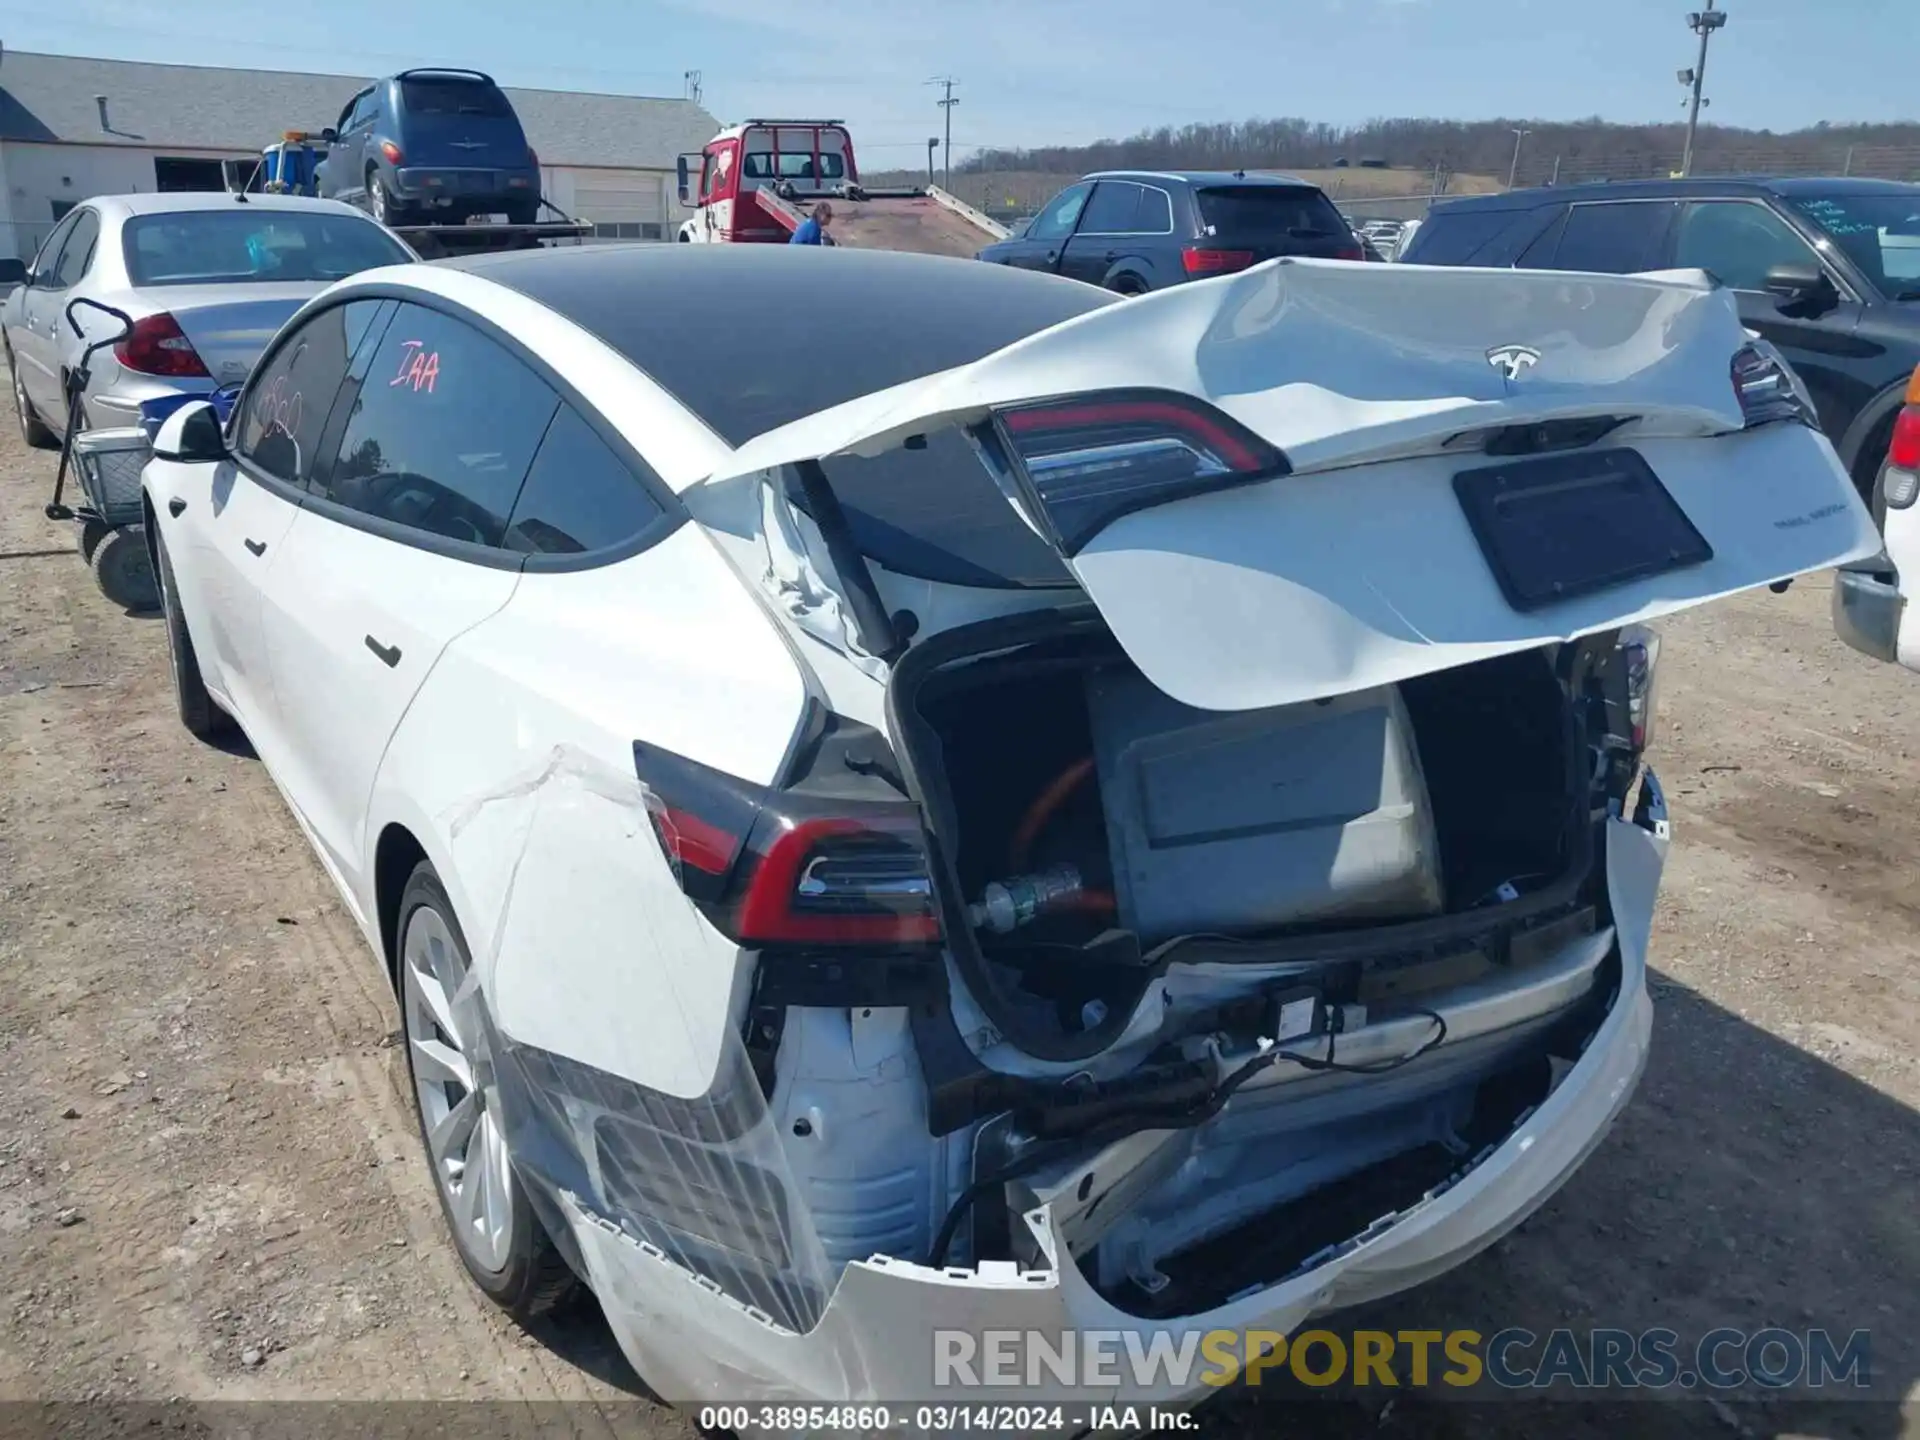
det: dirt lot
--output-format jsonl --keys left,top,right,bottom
{"left": 2, "top": 415, "right": 1918, "bottom": 1440}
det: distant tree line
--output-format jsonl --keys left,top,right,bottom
{"left": 962, "top": 117, "right": 1920, "bottom": 186}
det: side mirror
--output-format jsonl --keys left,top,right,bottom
{"left": 1765, "top": 263, "right": 1836, "bottom": 311}
{"left": 152, "top": 400, "right": 228, "bottom": 464}
{"left": 676, "top": 155, "right": 692, "bottom": 205}
{"left": 320, "top": 127, "right": 338, "bottom": 145}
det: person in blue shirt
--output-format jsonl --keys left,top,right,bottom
{"left": 789, "top": 202, "right": 833, "bottom": 245}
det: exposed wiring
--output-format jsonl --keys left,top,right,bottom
{"left": 925, "top": 1007, "right": 1449, "bottom": 1267}
{"left": 1009, "top": 755, "right": 1095, "bottom": 871}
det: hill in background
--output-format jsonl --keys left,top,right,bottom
{"left": 875, "top": 116, "right": 1920, "bottom": 222}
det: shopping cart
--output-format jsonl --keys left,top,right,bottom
{"left": 43, "top": 297, "right": 239, "bottom": 610}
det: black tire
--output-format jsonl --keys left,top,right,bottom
{"left": 505, "top": 199, "right": 539, "bottom": 226}
{"left": 76, "top": 518, "right": 110, "bottom": 563}
{"left": 367, "top": 167, "right": 410, "bottom": 226}
{"left": 397, "top": 863, "right": 577, "bottom": 1319}
{"left": 10, "top": 354, "right": 57, "bottom": 450}
{"left": 155, "top": 526, "right": 234, "bottom": 739}
{"left": 91, "top": 524, "right": 159, "bottom": 612}
{"left": 1109, "top": 275, "right": 1148, "bottom": 297}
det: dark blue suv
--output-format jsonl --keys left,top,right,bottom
{"left": 977, "top": 171, "right": 1362, "bottom": 294}
{"left": 317, "top": 69, "right": 541, "bottom": 227}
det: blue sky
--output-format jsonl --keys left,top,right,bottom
{"left": 0, "top": 0, "right": 1908, "bottom": 162}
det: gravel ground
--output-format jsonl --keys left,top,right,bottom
{"left": 1, "top": 416, "right": 1917, "bottom": 1440}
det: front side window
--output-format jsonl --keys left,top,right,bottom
{"left": 237, "top": 299, "right": 389, "bottom": 486}
{"left": 1027, "top": 183, "right": 1093, "bottom": 243}
{"left": 29, "top": 210, "right": 80, "bottom": 288}
{"left": 123, "top": 210, "right": 410, "bottom": 287}
{"left": 1673, "top": 201, "right": 1822, "bottom": 292}
{"left": 1079, "top": 182, "right": 1144, "bottom": 235}
{"left": 316, "top": 302, "right": 558, "bottom": 548}
{"left": 505, "top": 405, "right": 665, "bottom": 555}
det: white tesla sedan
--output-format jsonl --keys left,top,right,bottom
{"left": 142, "top": 246, "right": 1875, "bottom": 1409}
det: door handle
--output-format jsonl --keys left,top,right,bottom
{"left": 167, "top": 497, "right": 186, "bottom": 517}
{"left": 243, "top": 538, "right": 266, "bottom": 557}
{"left": 364, "top": 636, "right": 402, "bottom": 668}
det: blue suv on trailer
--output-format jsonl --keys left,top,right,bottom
{"left": 317, "top": 69, "right": 542, "bottom": 227}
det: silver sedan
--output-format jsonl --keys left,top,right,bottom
{"left": 2, "top": 190, "right": 411, "bottom": 447}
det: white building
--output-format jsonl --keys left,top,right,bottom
{"left": 0, "top": 48, "right": 719, "bottom": 259}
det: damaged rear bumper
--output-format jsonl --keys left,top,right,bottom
{"left": 545, "top": 815, "right": 1663, "bottom": 1409}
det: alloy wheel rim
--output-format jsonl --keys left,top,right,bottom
{"left": 401, "top": 905, "right": 514, "bottom": 1273}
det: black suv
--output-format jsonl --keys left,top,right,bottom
{"left": 1402, "top": 177, "right": 1920, "bottom": 502}
{"left": 977, "top": 171, "right": 1362, "bottom": 295}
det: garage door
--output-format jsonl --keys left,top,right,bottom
{"left": 569, "top": 171, "right": 667, "bottom": 242}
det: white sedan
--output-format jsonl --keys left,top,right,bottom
{"left": 141, "top": 246, "right": 1875, "bottom": 1408}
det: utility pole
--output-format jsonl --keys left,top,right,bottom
{"left": 928, "top": 77, "right": 959, "bottom": 190}
{"left": 1678, "top": 1, "right": 1728, "bottom": 177}
{"left": 1507, "top": 128, "right": 1531, "bottom": 189}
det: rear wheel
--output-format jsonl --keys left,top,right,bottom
{"left": 367, "top": 167, "right": 409, "bottom": 226}
{"left": 1109, "top": 275, "right": 1148, "bottom": 297}
{"left": 11, "top": 356, "right": 56, "bottom": 449}
{"left": 75, "top": 518, "right": 110, "bottom": 563}
{"left": 398, "top": 863, "right": 576, "bottom": 1318}
{"left": 505, "top": 199, "right": 539, "bottom": 226}
{"left": 155, "top": 526, "right": 234, "bottom": 739}
{"left": 91, "top": 525, "right": 158, "bottom": 612}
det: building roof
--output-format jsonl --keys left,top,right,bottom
{"left": 0, "top": 50, "right": 718, "bottom": 170}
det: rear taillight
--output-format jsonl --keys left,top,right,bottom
{"left": 1336, "top": 241, "right": 1365, "bottom": 261}
{"left": 1181, "top": 247, "right": 1256, "bottom": 276}
{"left": 1731, "top": 341, "right": 1818, "bottom": 430}
{"left": 980, "top": 389, "right": 1288, "bottom": 555}
{"left": 1883, "top": 369, "right": 1920, "bottom": 509}
{"left": 380, "top": 140, "right": 404, "bottom": 165}
{"left": 1619, "top": 625, "right": 1661, "bottom": 753}
{"left": 527, "top": 146, "right": 539, "bottom": 169}
{"left": 634, "top": 742, "right": 939, "bottom": 948}
{"left": 114, "top": 313, "right": 210, "bottom": 378}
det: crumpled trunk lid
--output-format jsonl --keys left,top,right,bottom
{"left": 697, "top": 258, "right": 1878, "bottom": 711}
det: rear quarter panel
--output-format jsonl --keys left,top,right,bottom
{"left": 369, "top": 522, "right": 811, "bottom": 1100}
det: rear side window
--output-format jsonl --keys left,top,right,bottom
{"left": 1534, "top": 202, "right": 1679, "bottom": 275}
{"left": 1403, "top": 208, "right": 1542, "bottom": 266}
{"left": 1138, "top": 187, "right": 1173, "bottom": 233}
{"left": 400, "top": 77, "right": 513, "bottom": 118}
{"left": 505, "top": 405, "right": 664, "bottom": 555}
{"left": 782, "top": 432, "right": 1069, "bottom": 589}
{"left": 49, "top": 209, "right": 99, "bottom": 287}
{"left": 1196, "top": 186, "right": 1345, "bottom": 237}
{"left": 238, "top": 299, "right": 388, "bottom": 487}
{"left": 316, "top": 302, "right": 557, "bottom": 548}
{"left": 1080, "top": 182, "right": 1145, "bottom": 234}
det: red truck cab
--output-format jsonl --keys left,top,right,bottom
{"left": 677, "top": 120, "right": 859, "bottom": 243}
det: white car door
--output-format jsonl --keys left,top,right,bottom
{"left": 178, "top": 297, "right": 393, "bottom": 743}
{"left": 256, "top": 299, "right": 542, "bottom": 894}
{"left": 13, "top": 209, "right": 82, "bottom": 420}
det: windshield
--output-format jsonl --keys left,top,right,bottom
{"left": 123, "top": 211, "right": 411, "bottom": 287}
{"left": 1785, "top": 192, "right": 1920, "bottom": 300}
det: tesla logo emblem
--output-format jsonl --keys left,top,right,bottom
{"left": 1487, "top": 345, "right": 1542, "bottom": 380}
